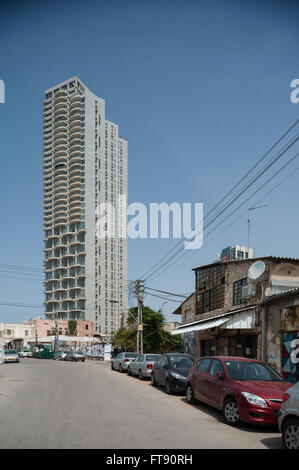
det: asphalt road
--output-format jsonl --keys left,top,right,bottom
{"left": 0, "top": 359, "right": 283, "bottom": 449}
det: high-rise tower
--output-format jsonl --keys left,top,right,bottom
{"left": 43, "top": 77, "right": 127, "bottom": 340}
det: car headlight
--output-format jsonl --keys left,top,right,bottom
{"left": 241, "top": 392, "right": 267, "bottom": 407}
{"left": 171, "top": 372, "right": 186, "bottom": 381}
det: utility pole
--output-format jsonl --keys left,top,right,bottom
{"left": 134, "top": 280, "right": 144, "bottom": 354}
{"left": 247, "top": 205, "right": 268, "bottom": 255}
{"left": 53, "top": 313, "right": 59, "bottom": 353}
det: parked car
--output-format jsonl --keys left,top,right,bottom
{"left": 128, "top": 354, "right": 161, "bottom": 379}
{"left": 278, "top": 380, "right": 299, "bottom": 449}
{"left": 4, "top": 349, "right": 20, "bottom": 363}
{"left": 64, "top": 350, "right": 85, "bottom": 362}
{"left": 53, "top": 349, "right": 67, "bottom": 361}
{"left": 185, "top": 356, "right": 291, "bottom": 426}
{"left": 151, "top": 353, "right": 195, "bottom": 394}
{"left": 19, "top": 349, "right": 32, "bottom": 358}
{"left": 111, "top": 352, "right": 137, "bottom": 372}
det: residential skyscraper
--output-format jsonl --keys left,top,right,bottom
{"left": 43, "top": 77, "right": 128, "bottom": 340}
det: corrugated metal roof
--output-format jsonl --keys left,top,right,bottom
{"left": 172, "top": 316, "right": 229, "bottom": 334}
{"left": 192, "top": 256, "right": 299, "bottom": 272}
{"left": 261, "top": 287, "right": 299, "bottom": 304}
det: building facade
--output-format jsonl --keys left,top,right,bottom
{"left": 43, "top": 77, "right": 128, "bottom": 340}
{"left": 25, "top": 318, "right": 94, "bottom": 338}
{"left": 0, "top": 322, "right": 36, "bottom": 350}
{"left": 261, "top": 289, "right": 299, "bottom": 384}
{"left": 173, "top": 257, "right": 299, "bottom": 382}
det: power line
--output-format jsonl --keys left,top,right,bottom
{"left": 139, "top": 121, "right": 298, "bottom": 280}
{"left": 144, "top": 287, "right": 188, "bottom": 299}
{"left": 0, "top": 302, "right": 43, "bottom": 308}
{"left": 142, "top": 132, "right": 299, "bottom": 282}
{"left": 147, "top": 155, "right": 299, "bottom": 285}
{"left": 144, "top": 292, "right": 182, "bottom": 303}
{"left": 0, "top": 263, "right": 43, "bottom": 273}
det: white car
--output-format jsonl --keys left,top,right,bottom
{"left": 19, "top": 350, "right": 32, "bottom": 358}
{"left": 278, "top": 381, "right": 299, "bottom": 449}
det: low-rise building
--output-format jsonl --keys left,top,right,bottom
{"left": 172, "top": 256, "right": 299, "bottom": 382}
{"left": 25, "top": 318, "right": 94, "bottom": 338}
{"left": 0, "top": 322, "right": 36, "bottom": 350}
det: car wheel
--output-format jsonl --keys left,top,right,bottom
{"left": 223, "top": 398, "right": 240, "bottom": 426}
{"left": 127, "top": 367, "right": 132, "bottom": 376}
{"left": 151, "top": 372, "right": 157, "bottom": 387}
{"left": 165, "top": 379, "right": 173, "bottom": 395}
{"left": 138, "top": 370, "right": 144, "bottom": 380}
{"left": 119, "top": 365, "right": 123, "bottom": 373}
{"left": 186, "top": 384, "right": 195, "bottom": 404}
{"left": 111, "top": 362, "right": 115, "bottom": 370}
{"left": 282, "top": 418, "right": 299, "bottom": 449}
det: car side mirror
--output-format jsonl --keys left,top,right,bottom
{"left": 216, "top": 371, "right": 224, "bottom": 379}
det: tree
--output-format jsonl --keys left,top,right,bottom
{"left": 112, "top": 306, "right": 181, "bottom": 353}
{"left": 68, "top": 320, "right": 77, "bottom": 336}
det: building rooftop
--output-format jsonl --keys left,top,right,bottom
{"left": 192, "top": 256, "right": 299, "bottom": 272}
{"left": 261, "top": 286, "right": 299, "bottom": 304}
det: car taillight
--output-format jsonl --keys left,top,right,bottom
{"left": 282, "top": 393, "right": 290, "bottom": 403}
{"left": 124, "top": 359, "right": 130, "bottom": 362}
{"left": 147, "top": 364, "right": 153, "bottom": 369}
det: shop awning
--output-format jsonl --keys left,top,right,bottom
{"left": 220, "top": 308, "right": 255, "bottom": 329}
{"left": 172, "top": 316, "right": 229, "bottom": 335}
{"left": 172, "top": 306, "right": 256, "bottom": 335}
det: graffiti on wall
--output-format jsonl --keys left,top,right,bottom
{"left": 182, "top": 332, "right": 196, "bottom": 356}
{"left": 282, "top": 331, "right": 299, "bottom": 383}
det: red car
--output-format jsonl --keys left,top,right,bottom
{"left": 186, "top": 356, "right": 291, "bottom": 426}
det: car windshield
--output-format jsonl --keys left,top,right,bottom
{"left": 125, "top": 353, "right": 136, "bottom": 358}
{"left": 225, "top": 361, "right": 284, "bottom": 382}
{"left": 169, "top": 356, "right": 194, "bottom": 369}
{"left": 145, "top": 355, "right": 160, "bottom": 361}
{"left": 5, "top": 350, "right": 17, "bottom": 354}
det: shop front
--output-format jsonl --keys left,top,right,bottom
{"left": 173, "top": 306, "right": 258, "bottom": 359}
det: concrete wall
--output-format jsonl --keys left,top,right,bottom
{"left": 265, "top": 294, "right": 299, "bottom": 374}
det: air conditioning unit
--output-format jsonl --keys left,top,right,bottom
{"left": 242, "top": 283, "right": 256, "bottom": 299}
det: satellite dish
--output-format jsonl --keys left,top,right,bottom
{"left": 248, "top": 260, "right": 266, "bottom": 280}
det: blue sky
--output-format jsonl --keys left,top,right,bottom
{"left": 0, "top": 0, "right": 298, "bottom": 322}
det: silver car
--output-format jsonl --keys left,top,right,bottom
{"left": 4, "top": 349, "right": 20, "bottom": 363}
{"left": 111, "top": 352, "right": 136, "bottom": 372}
{"left": 64, "top": 350, "right": 85, "bottom": 362}
{"left": 278, "top": 381, "right": 299, "bottom": 449}
{"left": 53, "top": 349, "right": 67, "bottom": 361}
{"left": 128, "top": 354, "right": 161, "bottom": 379}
